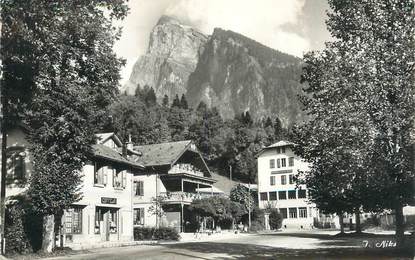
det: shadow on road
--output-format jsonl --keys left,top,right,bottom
{"left": 160, "top": 239, "right": 414, "bottom": 259}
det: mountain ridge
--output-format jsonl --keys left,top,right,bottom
{"left": 122, "top": 16, "right": 305, "bottom": 126}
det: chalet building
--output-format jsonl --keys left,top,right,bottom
{"left": 1, "top": 129, "right": 218, "bottom": 249}
{"left": 131, "top": 140, "right": 216, "bottom": 233}
{"left": 256, "top": 141, "right": 318, "bottom": 229}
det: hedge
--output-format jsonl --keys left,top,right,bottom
{"left": 133, "top": 227, "right": 180, "bottom": 241}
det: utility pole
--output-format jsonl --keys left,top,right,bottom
{"left": 229, "top": 165, "right": 232, "bottom": 181}
{"left": 248, "top": 183, "right": 251, "bottom": 231}
{"left": 0, "top": 74, "right": 7, "bottom": 255}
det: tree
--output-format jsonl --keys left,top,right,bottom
{"left": 110, "top": 95, "right": 170, "bottom": 145}
{"left": 180, "top": 94, "right": 188, "bottom": 109}
{"left": 162, "top": 94, "right": 169, "bottom": 107}
{"left": 188, "top": 105, "right": 223, "bottom": 160}
{"left": 1, "top": 0, "right": 128, "bottom": 252}
{"left": 295, "top": 0, "right": 415, "bottom": 244}
{"left": 171, "top": 94, "right": 181, "bottom": 108}
{"left": 268, "top": 208, "right": 283, "bottom": 230}
{"left": 274, "top": 117, "right": 283, "bottom": 141}
{"left": 145, "top": 87, "right": 157, "bottom": 107}
{"left": 230, "top": 184, "right": 255, "bottom": 212}
{"left": 148, "top": 196, "right": 166, "bottom": 228}
{"left": 189, "top": 196, "right": 245, "bottom": 229}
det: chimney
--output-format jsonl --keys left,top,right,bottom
{"left": 127, "top": 134, "right": 133, "bottom": 150}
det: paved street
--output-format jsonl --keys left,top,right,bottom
{"left": 45, "top": 231, "right": 414, "bottom": 260}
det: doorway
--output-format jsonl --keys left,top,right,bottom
{"left": 95, "top": 207, "right": 119, "bottom": 241}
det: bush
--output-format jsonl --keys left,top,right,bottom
{"left": 269, "top": 209, "right": 283, "bottom": 230}
{"left": 250, "top": 220, "right": 265, "bottom": 232}
{"left": 5, "top": 196, "right": 42, "bottom": 255}
{"left": 134, "top": 227, "right": 180, "bottom": 241}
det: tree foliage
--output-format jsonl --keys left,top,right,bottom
{"left": 189, "top": 196, "right": 245, "bottom": 225}
{"left": 293, "top": 0, "right": 415, "bottom": 244}
{"left": 1, "top": 0, "right": 128, "bottom": 251}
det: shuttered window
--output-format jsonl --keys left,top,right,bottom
{"left": 113, "top": 170, "right": 127, "bottom": 189}
{"left": 133, "top": 208, "right": 145, "bottom": 225}
{"left": 134, "top": 181, "right": 144, "bottom": 196}
{"left": 94, "top": 163, "right": 107, "bottom": 185}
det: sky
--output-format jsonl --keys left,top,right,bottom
{"left": 113, "top": 0, "right": 331, "bottom": 84}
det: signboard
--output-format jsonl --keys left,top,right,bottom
{"left": 271, "top": 169, "right": 293, "bottom": 174}
{"left": 101, "top": 197, "right": 117, "bottom": 204}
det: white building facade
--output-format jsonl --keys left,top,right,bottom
{"left": 61, "top": 133, "right": 145, "bottom": 248}
{"left": 257, "top": 141, "right": 318, "bottom": 229}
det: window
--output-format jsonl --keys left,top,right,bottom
{"left": 289, "top": 208, "right": 298, "bottom": 218}
{"left": 94, "top": 163, "right": 107, "bottom": 185}
{"left": 109, "top": 209, "right": 118, "bottom": 233}
{"left": 281, "top": 158, "right": 286, "bottom": 167}
{"left": 281, "top": 175, "right": 287, "bottom": 185}
{"left": 270, "top": 176, "right": 275, "bottom": 186}
{"left": 288, "top": 157, "right": 294, "bottom": 167}
{"left": 299, "top": 207, "right": 307, "bottom": 218}
{"left": 269, "top": 191, "right": 277, "bottom": 201}
{"left": 278, "top": 191, "right": 287, "bottom": 200}
{"left": 279, "top": 208, "right": 288, "bottom": 219}
{"left": 281, "top": 147, "right": 286, "bottom": 153}
{"left": 298, "top": 189, "right": 307, "bottom": 199}
{"left": 133, "top": 208, "right": 145, "bottom": 225}
{"left": 277, "top": 159, "right": 281, "bottom": 168}
{"left": 6, "top": 148, "right": 26, "bottom": 180}
{"left": 65, "top": 207, "right": 83, "bottom": 234}
{"left": 260, "top": 192, "right": 268, "bottom": 201}
{"left": 270, "top": 159, "right": 275, "bottom": 169}
{"left": 134, "top": 181, "right": 144, "bottom": 196}
{"left": 113, "top": 170, "right": 127, "bottom": 189}
{"left": 276, "top": 147, "right": 281, "bottom": 154}
{"left": 289, "top": 174, "right": 294, "bottom": 184}
{"left": 288, "top": 190, "right": 297, "bottom": 199}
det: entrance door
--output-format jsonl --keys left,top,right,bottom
{"left": 97, "top": 208, "right": 110, "bottom": 242}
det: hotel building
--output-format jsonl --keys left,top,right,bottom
{"left": 257, "top": 141, "right": 318, "bottom": 229}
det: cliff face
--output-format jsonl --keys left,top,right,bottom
{"left": 122, "top": 16, "right": 208, "bottom": 100}
{"left": 186, "top": 28, "right": 304, "bottom": 125}
{"left": 124, "top": 16, "right": 305, "bottom": 126}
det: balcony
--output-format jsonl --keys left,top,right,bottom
{"left": 168, "top": 163, "right": 204, "bottom": 177}
{"left": 159, "top": 191, "right": 211, "bottom": 204}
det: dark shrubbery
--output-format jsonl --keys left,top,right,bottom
{"left": 248, "top": 207, "right": 266, "bottom": 232}
{"left": 5, "top": 196, "right": 43, "bottom": 255}
{"left": 269, "top": 209, "right": 283, "bottom": 230}
{"left": 133, "top": 227, "right": 180, "bottom": 241}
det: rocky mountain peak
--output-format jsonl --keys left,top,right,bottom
{"left": 121, "top": 15, "right": 208, "bottom": 99}
{"left": 122, "top": 16, "right": 305, "bottom": 127}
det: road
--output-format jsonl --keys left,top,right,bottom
{"left": 46, "top": 231, "right": 413, "bottom": 260}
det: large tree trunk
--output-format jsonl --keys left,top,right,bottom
{"left": 355, "top": 210, "right": 362, "bottom": 234}
{"left": 395, "top": 204, "right": 405, "bottom": 248}
{"left": 41, "top": 214, "right": 55, "bottom": 253}
{"left": 338, "top": 212, "right": 344, "bottom": 234}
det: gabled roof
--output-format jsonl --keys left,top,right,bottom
{"left": 134, "top": 140, "right": 193, "bottom": 167}
{"left": 92, "top": 144, "right": 144, "bottom": 169}
{"left": 256, "top": 140, "right": 296, "bottom": 158}
{"left": 266, "top": 140, "right": 295, "bottom": 148}
{"left": 95, "top": 133, "right": 122, "bottom": 147}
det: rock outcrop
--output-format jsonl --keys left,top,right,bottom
{"left": 187, "top": 28, "right": 304, "bottom": 125}
{"left": 122, "top": 15, "right": 208, "bottom": 100}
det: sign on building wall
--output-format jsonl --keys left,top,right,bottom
{"left": 101, "top": 197, "right": 117, "bottom": 204}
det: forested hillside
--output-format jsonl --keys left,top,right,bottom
{"left": 108, "top": 88, "right": 290, "bottom": 183}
